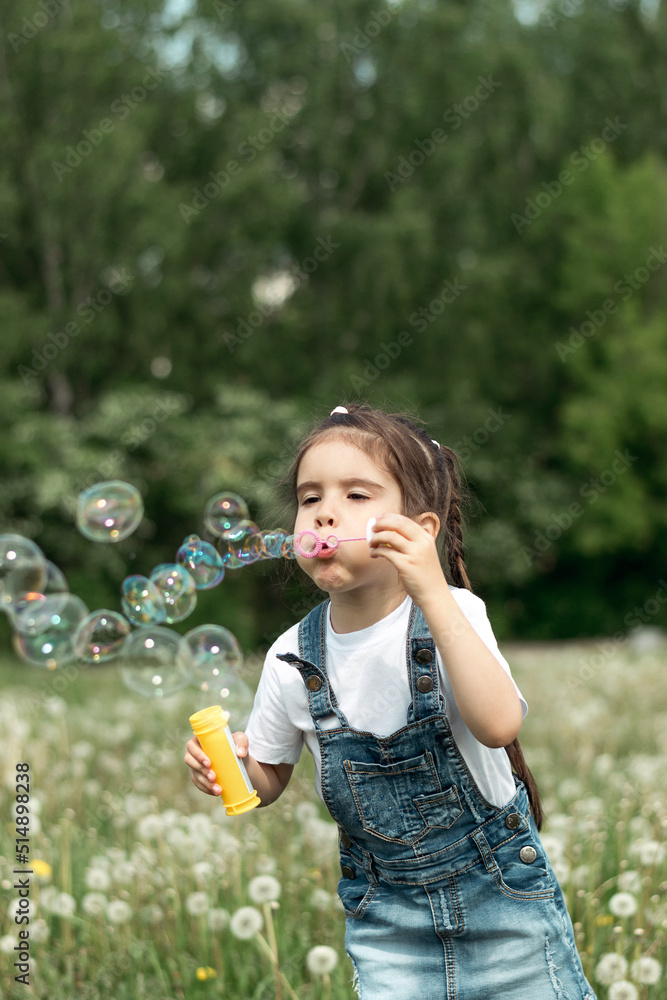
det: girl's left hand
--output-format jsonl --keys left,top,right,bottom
{"left": 369, "top": 513, "right": 448, "bottom": 606}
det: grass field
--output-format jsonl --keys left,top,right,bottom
{"left": 0, "top": 635, "right": 665, "bottom": 999}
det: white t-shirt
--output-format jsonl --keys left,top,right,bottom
{"left": 245, "top": 588, "right": 527, "bottom": 809}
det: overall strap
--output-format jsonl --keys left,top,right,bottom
{"left": 275, "top": 601, "right": 349, "bottom": 729}
{"left": 406, "top": 601, "right": 446, "bottom": 723}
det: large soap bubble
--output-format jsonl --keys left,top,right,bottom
{"left": 73, "top": 610, "right": 131, "bottom": 663}
{"left": 185, "top": 624, "right": 253, "bottom": 724}
{"left": 260, "top": 529, "right": 288, "bottom": 559}
{"left": 176, "top": 535, "right": 225, "bottom": 589}
{"left": 149, "top": 564, "right": 197, "bottom": 623}
{"left": 0, "top": 535, "right": 48, "bottom": 610}
{"left": 76, "top": 481, "right": 144, "bottom": 543}
{"left": 121, "top": 575, "right": 167, "bottom": 626}
{"left": 121, "top": 626, "right": 194, "bottom": 698}
{"left": 203, "top": 492, "right": 249, "bottom": 537}
{"left": 216, "top": 520, "right": 263, "bottom": 569}
{"left": 13, "top": 593, "right": 89, "bottom": 669}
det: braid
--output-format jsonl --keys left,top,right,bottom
{"left": 437, "top": 445, "right": 472, "bottom": 591}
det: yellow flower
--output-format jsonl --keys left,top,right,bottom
{"left": 32, "top": 859, "right": 52, "bottom": 880}
{"left": 195, "top": 967, "right": 217, "bottom": 981}
{"left": 596, "top": 914, "right": 614, "bottom": 926}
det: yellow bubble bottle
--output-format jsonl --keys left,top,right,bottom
{"left": 189, "top": 705, "right": 260, "bottom": 816}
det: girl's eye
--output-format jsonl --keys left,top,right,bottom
{"left": 300, "top": 495, "right": 319, "bottom": 505}
{"left": 349, "top": 493, "right": 369, "bottom": 501}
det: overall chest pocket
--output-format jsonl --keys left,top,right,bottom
{"left": 344, "top": 751, "right": 458, "bottom": 844}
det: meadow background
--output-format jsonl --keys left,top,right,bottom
{"left": 1, "top": 0, "right": 667, "bottom": 997}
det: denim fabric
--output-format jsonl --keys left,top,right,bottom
{"left": 277, "top": 600, "right": 596, "bottom": 1000}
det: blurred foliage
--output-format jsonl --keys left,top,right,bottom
{"left": 1, "top": 0, "right": 666, "bottom": 645}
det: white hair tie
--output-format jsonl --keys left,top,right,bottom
{"left": 330, "top": 406, "right": 349, "bottom": 415}
{"left": 432, "top": 439, "right": 440, "bottom": 448}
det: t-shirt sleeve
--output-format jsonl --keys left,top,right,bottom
{"left": 449, "top": 588, "right": 528, "bottom": 718}
{"left": 244, "top": 644, "right": 305, "bottom": 766}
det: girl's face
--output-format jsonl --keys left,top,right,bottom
{"left": 294, "top": 436, "right": 404, "bottom": 597}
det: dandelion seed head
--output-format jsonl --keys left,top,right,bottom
{"left": 85, "top": 867, "right": 111, "bottom": 891}
{"left": 107, "top": 899, "right": 132, "bottom": 924}
{"left": 306, "top": 945, "right": 339, "bottom": 975}
{"left": 248, "top": 874, "right": 281, "bottom": 903}
{"left": 595, "top": 953, "right": 628, "bottom": 985}
{"left": 185, "top": 891, "right": 210, "bottom": 916}
{"left": 608, "top": 981, "right": 639, "bottom": 1000}
{"left": 207, "top": 907, "right": 230, "bottom": 931}
{"left": 630, "top": 956, "right": 661, "bottom": 984}
{"left": 82, "top": 892, "right": 108, "bottom": 916}
{"left": 609, "top": 892, "right": 638, "bottom": 917}
{"left": 229, "top": 905, "right": 263, "bottom": 940}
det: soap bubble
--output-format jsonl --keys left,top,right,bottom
{"left": 44, "top": 560, "right": 69, "bottom": 594}
{"left": 121, "top": 626, "right": 194, "bottom": 698}
{"left": 176, "top": 535, "right": 225, "bottom": 589}
{"left": 73, "top": 610, "right": 131, "bottom": 663}
{"left": 149, "top": 564, "right": 197, "bottom": 623}
{"left": 76, "top": 481, "right": 144, "bottom": 543}
{"left": 10, "top": 591, "right": 70, "bottom": 636}
{"left": 216, "top": 520, "right": 262, "bottom": 569}
{"left": 13, "top": 593, "right": 89, "bottom": 669}
{"left": 0, "top": 535, "right": 48, "bottom": 610}
{"left": 281, "top": 535, "right": 298, "bottom": 560}
{"left": 260, "top": 529, "right": 288, "bottom": 559}
{"left": 121, "top": 575, "right": 167, "bottom": 626}
{"left": 203, "top": 492, "right": 249, "bottom": 537}
{"left": 185, "top": 623, "right": 243, "bottom": 677}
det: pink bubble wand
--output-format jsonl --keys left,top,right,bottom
{"left": 293, "top": 518, "right": 377, "bottom": 558}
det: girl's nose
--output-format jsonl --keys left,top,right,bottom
{"left": 315, "top": 511, "right": 335, "bottom": 528}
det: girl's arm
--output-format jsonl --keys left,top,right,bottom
{"left": 370, "top": 514, "right": 523, "bottom": 748}
{"left": 185, "top": 734, "right": 294, "bottom": 807}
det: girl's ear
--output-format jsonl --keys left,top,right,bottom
{"left": 415, "top": 511, "right": 440, "bottom": 538}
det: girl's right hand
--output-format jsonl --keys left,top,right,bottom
{"left": 184, "top": 732, "right": 250, "bottom": 797}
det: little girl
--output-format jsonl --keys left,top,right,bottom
{"left": 185, "top": 404, "right": 596, "bottom": 1000}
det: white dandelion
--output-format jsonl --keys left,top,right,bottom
{"left": 137, "top": 814, "right": 163, "bottom": 840}
{"left": 53, "top": 892, "right": 77, "bottom": 918}
{"left": 185, "top": 892, "right": 210, "bottom": 916}
{"left": 609, "top": 981, "right": 639, "bottom": 1000}
{"left": 255, "top": 855, "right": 278, "bottom": 874}
{"left": 631, "top": 839, "right": 665, "bottom": 867}
{"left": 0, "top": 935, "right": 17, "bottom": 954}
{"left": 82, "top": 892, "right": 108, "bottom": 917}
{"left": 248, "top": 875, "right": 282, "bottom": 904}
{"left": 107, "top": 899, "right": 132, "bottom": 924}
{"left": 306, "top": 945, "right": 339, "bottom": 975}
{"left": 229, "top": 905, "right": 263, "bottom": 940}
{"left": 595, "top": 953, "right": 628, "bottom": 985}
{"left": 85, "top": 867, "right": 111, "bottom": 891}
{"left": 609, "top": 892, "right": 638, "bottom": 917}
{"left": 192, "top": 861, "right": 214, "bottom": 884}
{"left": 630, "top": 956, "right": 661, "bottom": 985}
{"left": 207, "top": 907, "right": 230, "bottom": 931}
{"left": 140, "top": 904, "right": 164, "bottom": 925}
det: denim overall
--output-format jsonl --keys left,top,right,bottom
{"left": 277, "top": 600, "right": 596, "bottom": 1000}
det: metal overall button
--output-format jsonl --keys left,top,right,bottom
{"left": 520, "top": 845, "right": 537, "bottom": 864}
{"left": 306, "top": 675, "right": 322, "bottom": 692}
{"left": 339, "top": 829, "right": 352, "bottom": 849}
{"left": 416, "top": 675, "right": 434, "bottom": 693}
{"left": 416, "top": 648, "right": 433, "bottom": 663}
{"left": 505, "top": 812, "right": 522, "bottom": 830}
{"left": 341, "top": 865, "right": 356, "bottom": 879}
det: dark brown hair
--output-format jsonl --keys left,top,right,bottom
{"left": 277, "top": 403, "right": 543, "bottom": 829}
